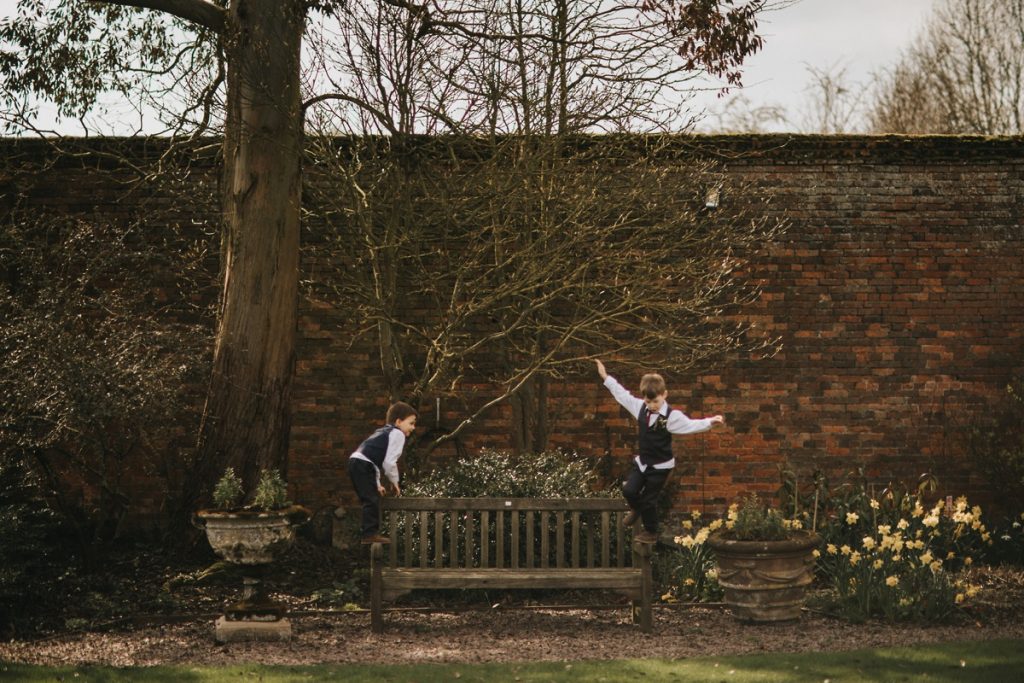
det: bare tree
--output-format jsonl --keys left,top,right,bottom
{"left": 869, "top": 0, "right": 1024, "bottom": 134}
{"left": 699, "top": 91, "right": 787, "bottom": 132}
{"left": 796, "top": 64, "right": 868, "bottom": 134}
{"left": 303, "top": 0, "right": 766, "bottom": 136}
{"left": 305, "top": 135, "right": 783, "bottom": 455}
{"left": 700, "top": 63, "right": 869, "bottom": 134}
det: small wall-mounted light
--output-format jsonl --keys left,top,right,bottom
{"left": 705, "top": 185, "right": 721, "bottom": 209}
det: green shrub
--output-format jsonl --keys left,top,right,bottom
{"left": 211, "top": 467, "right": 289, "bottom": 511}
{"left": 252, "top": 469, "right": 288, "bottom": 511}
{"left": 405, "top": 448, "right": 608, "bottom": 499}
{"left": 211, "top": 467, "right": 244, "bottom": 510}
{"left": 986, "top": 512, "right": 1024, "bottom": 565}
{"left": 0, "top": 458, "right": 68, "bottom": 635}
{"left": 720, "top": 493, "right": 790, "bottom": 541}
{"left": 0, "top": 214, "right": 212, "bottom": 552}
{"left": 967, "top": 378, "right": 1024, "bottom": 518}
{"left": 311, "top": 576, "right": 364, "bottom": 607}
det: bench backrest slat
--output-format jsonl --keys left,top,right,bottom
{"left": 379, "top": 497, "right": 633, "bottom": 570}
{"left": 555, "top": 511, "right": 565, "bottom": 568}
{"left": 389, "top": 522, "right": 398, "bottom": 566}
{"left": 480, "top": 510, "right": 490, "bottom": 567}
{"left": 465, "top": 511, "right": 474, "bottom": 568}
{"left": 540, "top": 511, "right": 549, "bottom": 568}
{"left": 598, "top": 511, "right": 606, "bottom": 565}
{"left": 525, "top": 510, "right": 535, "bottom": 567}
{"left": 571, "top": 512, "right": 581, "bottom": 567}
{"left": 419, "top": 511, "right": 429, "bottom": 567}
{"left": 589, "top": 520, "right": 598, "bottom": 569}
{"left": 616, "top": 518, "right": 625, "bottom": 567}
{"left": 496, "top": 510, "right": 505, "bottom": 568}
{"left": 434, "top": 511, "right": 444, "bottom": 567}
{"left": 452, "top": 516, "right": 460, "bottom": 569}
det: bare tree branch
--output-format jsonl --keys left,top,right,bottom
{"left": 89, "top": 0, "right": 227, "bottom": 32}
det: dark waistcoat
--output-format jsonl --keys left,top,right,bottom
{"left": 638, "top": 404, "right": 673, "bottom": 467}
{"left": 357, "top": 425, "right": 395, "bottom": 469}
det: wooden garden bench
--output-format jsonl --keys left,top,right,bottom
{"left": 369, "top": 497, "right": 653, "bottom": 633}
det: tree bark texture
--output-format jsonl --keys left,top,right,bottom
{"left": 196, "top": 0, "right": 305, "bottom": 497}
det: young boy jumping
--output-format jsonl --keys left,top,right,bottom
{"left": 348, "top": 401, "right": 418, "bottom": 544}
{"left": 596, "top": 359, "right": 724, "bottom": 544}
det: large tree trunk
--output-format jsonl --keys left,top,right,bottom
{"left": 194, "top": 0, "right": 305, "bottom": 500}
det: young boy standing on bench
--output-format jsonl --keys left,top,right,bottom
{"left": 348, "top": 401, "right": 418, "bottom": 544}
{"left": 595, "top": 359, "right": 724, "bottom": 544}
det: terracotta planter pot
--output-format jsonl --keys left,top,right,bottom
{"left": 708, "top": 530, "right": 820, "bottom": 622}
{"left": 195, "top": 505, "right": 310, "bottom": 565}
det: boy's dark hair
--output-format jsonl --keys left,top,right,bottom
{"left": 639, "top": 373, "right": 667, "bottom": 399}
{"left": 386, "top": 401, "right": 418, "bottom": 424}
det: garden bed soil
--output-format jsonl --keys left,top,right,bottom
{"left": 2, "top": 539, "right": 1022, "bottom": 667}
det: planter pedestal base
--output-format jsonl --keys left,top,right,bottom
{"left": 214, "top": 616, "right": 292, "bottom": 643}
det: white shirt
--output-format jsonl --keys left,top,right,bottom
{"left": 603, "top": 375, "right": 716, "bottom": 471}
{"left": 350, "top": 427, "right": 405, "bottom": 488}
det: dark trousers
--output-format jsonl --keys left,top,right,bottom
{"left": 622, "top": 462, "right": 671, "bottom": 533}
{"left": 348, "top": 458, "right": 380, "bottom": 537}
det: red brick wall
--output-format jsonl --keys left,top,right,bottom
{"left": 4, "top": 135, "right": 1023, "bottom": 519}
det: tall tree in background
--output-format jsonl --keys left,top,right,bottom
{"left": 1, "top": 0, "right": 768, "bottom": 506}
{"left": 869, "top": 0, "right": 1024, "bottom": 135}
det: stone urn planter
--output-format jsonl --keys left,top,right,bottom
{"left": 195, "top": 504, "right": 310, "bottom": 642}
{"left": 198, "top": 505, "right": 309, "bottom": 565}
{"left": 707, "top": 530, "right": 820, "bottom": 622}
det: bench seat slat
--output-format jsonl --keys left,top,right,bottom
{"left": 382, "top": 498, "right": 631, "bottom": 512}
{"left": 381, "top": 568, "right": 642, "bottom": 593}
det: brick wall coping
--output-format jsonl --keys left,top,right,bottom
{"left": 2, "top": 134, "right": 1023, "bottom": 171}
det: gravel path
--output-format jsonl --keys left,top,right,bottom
{"left": 3, "top": 605, "right": 1023, "bottom": 667}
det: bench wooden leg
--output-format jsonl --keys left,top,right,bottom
{"left": 370, "top": 542, "right": 383, "bottom": 633}
{"left": 635, "top": 540, "right": 653, "bottom": 633}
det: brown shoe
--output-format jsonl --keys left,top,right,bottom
{"left": 634, "top": 530, "right": 659, "bottom": 544}
{"left": 622, "top": 510, "right": 639, "bottom": 527}
{"left": 361, "top": 534, "right": 391, "bottom": 544}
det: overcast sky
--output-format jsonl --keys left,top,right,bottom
{"left": 693, "top": 0, "right": 937, "bottom": 131}
{"left": 1, "top": 0, "right": 939, "bottom": 134}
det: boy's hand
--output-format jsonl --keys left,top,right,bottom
{"left": 710, "top": 415, "right": 725, "bottom": 426}
{"left": 595, "top": 359, "right": 607, "bottom": 380}
{"left": 377, "top": 484, "right": 386, "bottom": 496}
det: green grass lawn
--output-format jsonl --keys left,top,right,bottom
{"left": 3, "top": 639, "right": 1023, "bottom": 682}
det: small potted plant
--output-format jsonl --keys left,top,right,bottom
{"left": 707, "top": 493, "right": 820, "bottom": 622}
{"left": 197, "top": 468, "right": 304, "bottom": 562}
{"left": 196, "top": 467, "right": 309, "bottom": 565}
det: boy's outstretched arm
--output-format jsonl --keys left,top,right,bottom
{"left": 666, "top": 411, "right": 726, "bottom": 435}
{"left": 596, "top": 360, "right": 645, "bottom": 420}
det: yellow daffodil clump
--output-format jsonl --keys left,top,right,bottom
{"left": 814, "top": 491, "right": 992, "bottom": 622}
